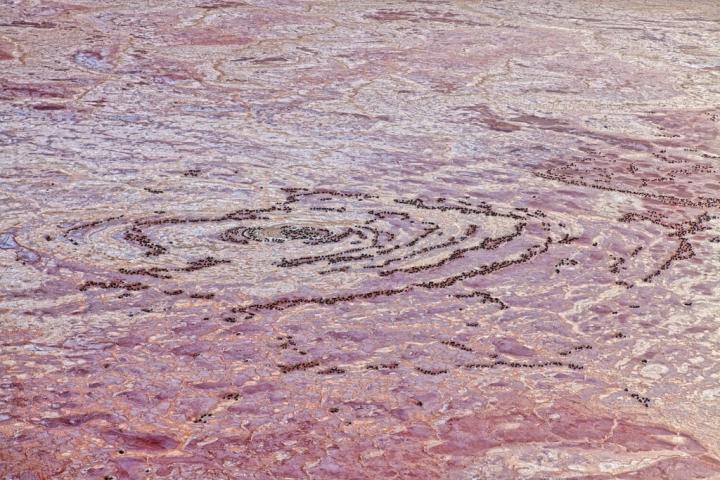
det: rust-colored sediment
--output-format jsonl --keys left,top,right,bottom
{"left": 1, "top": 1, "right": 720, "bottom": 479}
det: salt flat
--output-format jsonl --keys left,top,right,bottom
{"left": 1, "top": 1, "right": 720, "bottom": 478}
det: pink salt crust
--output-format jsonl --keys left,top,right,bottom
{"left": 1, "top": 1, "right": 720, "bottom": 479}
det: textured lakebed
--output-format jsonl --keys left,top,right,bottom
{"left": 1, "top": 1, "right": 720, "bottom": 479}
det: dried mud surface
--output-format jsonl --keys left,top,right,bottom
{"left": 1, "top": 1, "right": 720, "bottom": 479}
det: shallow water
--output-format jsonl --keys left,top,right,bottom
{"left": 1, "top": 1, "right": 720, "bottom": 479}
